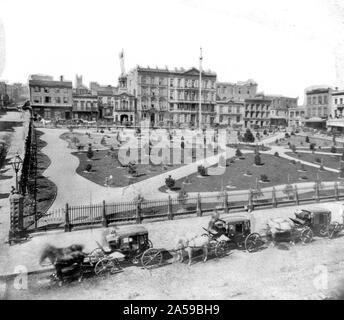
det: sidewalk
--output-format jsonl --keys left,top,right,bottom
{"left": 0, "top": 111, "right": 30, "bottom": 244}
{"left": 1, "top": 200, "right": 343, "bottom": 277}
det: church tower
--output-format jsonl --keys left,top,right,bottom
{"left": 118, "top": 49, "right": 127, "bottom": 93}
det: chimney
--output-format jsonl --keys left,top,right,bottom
{"left": 60, "top": 75, "right": 64, "bottom": 82}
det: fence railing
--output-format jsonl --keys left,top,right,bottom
{"left": 28, "top": 181, "right": 344, "bottom": 233}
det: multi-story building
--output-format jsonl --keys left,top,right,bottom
{"left": 326, "top": 89, "right": 344, "bottom": 132}
{"left": 126, "top": 66, "right": 217, "bottom": 127}
{"left": 304, "top": 86, "right": 332, "bottom": 129}
{"left": 288, "top": 106, "right": 306, "bottom": 128}
{"left": 244, "top": 96, "right": 272, "bottom": 128}
{"left": 72, "top": 75, "right": 99, "bottom": 121}
{"left": 216, "top": 80, "right": 257, "bottom": 102}
{"left": 97, "top": 85, "right": 117, "bottom": 123}
{"left": 215, "top": 100, "right": 244, "bottom": 128}
{"left": 0, "top": 81, "right": 6, "bottom": 108}
{"left": 29, "top": 75, "right": 73, "bottom": 119}
{"left": 113, "top": 75, "right": 136, "bottom": 125}
{"left": 264, "top": 95, "right": 298, "bottom": 127}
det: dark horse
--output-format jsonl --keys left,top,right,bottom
{"left": 40, "top": 244, "right": 86, "bottom": 285}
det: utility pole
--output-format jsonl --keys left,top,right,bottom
{"left": 199, "top": 47, "right": 203, "bottom": 130}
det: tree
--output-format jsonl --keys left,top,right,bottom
{"left": 331, "top": 146, "right": 337, "bottom": 153}
{"left": 197, "top": 165, "right": 207, "bottom": 176}
{"left": 283, "top": 184, "right": 294, "bottom": 200}
{"left": 305, "top": 136, "right": 310, "bottom": 143}
{"left": 254, "top": 153, "right": 262, "bottom": 166}
{"left": 85, "top": 164, "right": 92, "bottom": 172}
{"left": 177, "top": 187, "right": 188, "bottom": 207}
{"left": 165, "top": 175, "right": 176, "bottom": 189}
{"left": 87, "top": 144, "right": 94, "bottom": 160}
{"left": 235, "top": 148, "right": 243, "bottom": 157}
{"left": 243, "top": 129, "right": 255, "bottom": 143}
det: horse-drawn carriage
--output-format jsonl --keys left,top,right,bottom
{"left": 291, "top": 208, "right": 344, "bottom": 239}
{"left": 265, "top": 217, "right": 313, "bottom": 245}
{"left": 92, "top": 225, "right": 164, "bottom": 271}
{"left": 202, "top": 215, "right": 263, "bottom": 253}
{"left": 40, "top": 225, "right": 164, "bottom": 285}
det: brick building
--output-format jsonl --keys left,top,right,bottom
{"left": 29, "top": 75, "right": 73, "bottom": 120}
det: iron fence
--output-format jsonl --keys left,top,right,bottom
{"left": 28, "top": 181, "right": 344, "bottom": 234}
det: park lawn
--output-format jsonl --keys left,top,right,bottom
{"left": 285, "top": 152, "right": 343, "bottom": 170}
{"left": 159, "top": 154, "right": 340, "bottom": 193}
{"left": 269, "top": 134, "right": 344, "bottom": 149}
{"left": 73, "top": 149, "right": 185, "bottom": 188}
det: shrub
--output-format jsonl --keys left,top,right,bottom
{"left": 245, "top": 170, "right": 252, "bottom": 176}
{"left": 305, "top": 136, "right": 310, "bottom": 143}
{"left": 87, "top": 144, "right": 94, "bottom": 160}
{"left": 235, "top": 149, "right": 243, "bottom": 157}
{"left": 331, "top": 146, "right": 337, "bottom": 153}
{"left": 285, "top": 133, "right": 290, "bottom": 139}
{"left": 310, "top": 143, "right": 316, "bottom": 151}
{"left": 290, "top": 144, "right": 297, "bottom": 153}
{"left": 197, "top": 165, "right": 208, "bottom": 176}
{"left": 165, "top": 175, "right": 176, "bottom": 189}
{"left": 291, "top": 131, "right": 295, "bottom": 136}
{"left": 243, "top": 129, "right": 255, "bottom": 143}
{"left": 263, "top": 129, "right": 267, "bottom": 135}
{"left": 128, "top": 162, "right": 137, "bottom": 175}
{"left": 254, "top": 153, "right": 262, "bottom": 166}
{"left": 274, "top": 152, "right": 279, "bottom": 157}
{"left": 315, "top": 158, "right": 321, "bottom": 163}
{"left": 177, "top": 188, "right": 188, "bottom": 205}
{"left": 85, "top": 164, "right": 92, "bottom": 172}
{"left": 275, "top": 139, "right": 279, "bottom": 144}
{"left": 260, "top": 174, "right": 269, "bottom": 182}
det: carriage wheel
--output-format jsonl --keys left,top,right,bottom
{"left": 94, "top": 257, "right": 113, "bottom": 276}
{"left": 245, "top": 233, "right": 262, "bottom": 253}
{"left": 301, "top": 228, "right": 313, "bottom": 244}
{"left": 215, "top": 240, "right": 229, "bottom": 258}
{"left": 109, "top": 259, "right": 122, "bottom": 274}
{"left": 148, "top": 239, "right": 153, "bottom": 248}
{"left": 141, "top": 248, "right": 163, "bottom": 269}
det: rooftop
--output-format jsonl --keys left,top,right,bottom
{"left": 29, "top": 79, "right": 72, "bottom": 88}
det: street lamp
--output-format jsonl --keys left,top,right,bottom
{"left": 11, "top": 154, "right": 23, "bottom": 192}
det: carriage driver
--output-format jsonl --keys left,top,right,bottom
{"left": 208, "top": 210, "right": 225, "bottom": 237}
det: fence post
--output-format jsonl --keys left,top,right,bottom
{"left": 334, "top": 181, "right": 339, "bottom": 201}
{"left": 271, "top": 187, "right": 277, "bottom": 208}
{"left": 136, "top": 201, "right": 142, "bottom": 224}
{"left": 315, "top": 182, "right": 320, "bottom": 202}
{"left": 196, "top": 193, "right": 202, "bottom": 217}
{"left": 224, "top": 191, "right": 229, "bottom": 214}
{"left": 64, "top": 203, "right": 72, "bottom": 232}
{"left": 294, "top": 185, "right": 299, "bottom": 205}
{"left": 247, "top": 189, "right": 254, "bottom": 212}
{"left": 102, "top": 200, "right": 108, "bottom": 227}
{"left": 168, "top": 195, "right": 173, "bottom": 220}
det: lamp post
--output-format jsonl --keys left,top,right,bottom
{"left": 11, "top": 154, "right": 23, "bottom": 192}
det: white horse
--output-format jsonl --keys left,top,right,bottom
{"left": 175, "top": 233, "right": 210, "bottom": 266}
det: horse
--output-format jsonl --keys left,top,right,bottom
{"left": 39, "top": 244, "right": 86, "bottom": 285}
{"left": 175, "top": 233, "right": 210, "bottom": 266}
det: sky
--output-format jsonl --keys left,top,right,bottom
{"left": 0, "top": 0, "right": 344, "bottom": 104}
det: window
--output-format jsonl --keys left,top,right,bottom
{"left": 341, "top": 98, "right": 343, "bottom": 105}
{"left": 34, "top": 87, "right": 40, "bottom": 93}
{"left": 63, "top": 97, "right": 68, "bottom": 104}
{"left": 335, "top": 98, "right": 338, "bottom": 104}
{"left": 318, "top": 96, "right": 322, "bottom": 104}
{"left": 55, "top": 97, "right": 61, "bottom": 104}
{"left": 33, "top": 96, "right": 40, "bottom": 104}
{"left": 324, "top": 95, "right": 328, "bottom": 104}
{"left": 44, "top": 88, "right": 49, "bottom": 93}
{"left": 45, "top": 96, "right": 51, "bottom": 103}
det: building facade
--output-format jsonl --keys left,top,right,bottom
{"left": 244, "top": 96, "right": 272, "bottom": 128}
{"left": 126, "top": 66, "right": 217, "bottom": 127}
{"left": 304, "top": 87, "right": 332, "bottom": 129}
{"left": 288, "top": 106, "right": 306, "bottom": 128}
{"left": 326, "top": 89, "right": 344, "bottom": 132}
{"left": 0, "top": 81, "right": 6, "bottom": 108}
{"left": 216, "top": 80, "right": 257, "bottom": 102}
{"left": 72, "top": 91, "right": 98, "bottom": 121}
{"left": 215, "top": 100, "right": 244, "bottom": 128}
{"left": 29, "top": 75, "right": 73, "bottom": 120}
{"left": 265, "top": 95, "right": 298, "bottom": 127}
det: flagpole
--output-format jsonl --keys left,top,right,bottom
{"left": 199, "top": 47, "right": 203, "bottom": 130}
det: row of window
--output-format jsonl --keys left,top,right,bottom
{"left": 307, "top": 95, "right": 329, "bottom": 105}
{"left": 33, "top": 96, "right": 70, "bottom": 104}
{"left": 33, "top": 87, "right": 70, "bottom": 94}
{"left": 334, "top": 97, "right": 344, "bottom": 105}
